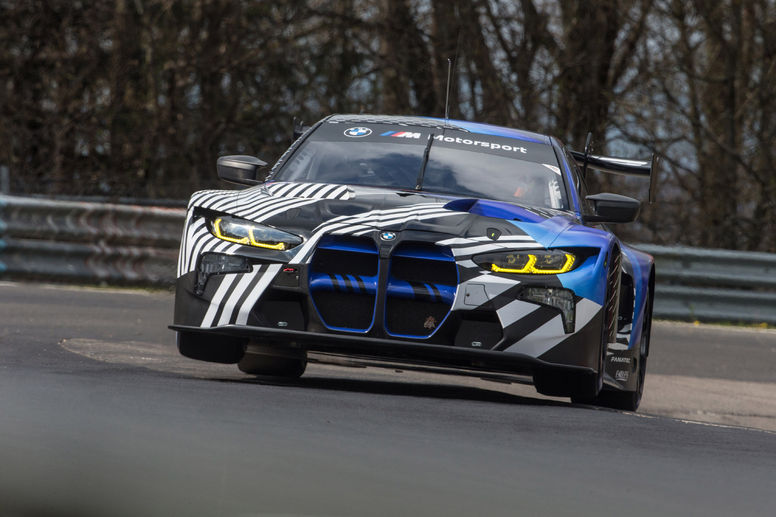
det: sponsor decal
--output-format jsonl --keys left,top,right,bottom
{"left": 433, "top": 134, "right": 527, "bottom": 153}
{"left": 471, "top": 341, "right": 482, "bottom": 347}
{"left": 344, "top": 126, "right": 372, "bottom": 137}
{"left": 424, "top": 316, "right": 437, "bottom": 330}
{"left": 381, "top": 131, "right": 421, "bottom": 139}
{"left": 610, "top": 356, "right": 631, "bottom": 364}
{"left": 379, "top": 231, "right": 397, "bottom": 241}
{"left": 615, "top": 370, "right": 630, "bottom": 382}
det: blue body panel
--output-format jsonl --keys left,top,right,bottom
{"left": 622, "top": 245, "right": 654, "bottom": 348}
{"left": 443, "top": 195, "right": 622, "bottom": 309}
{"left": 467, "top": 200, "right": 548, "bottom": 224}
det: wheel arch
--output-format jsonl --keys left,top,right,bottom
{"left": 620, "top": 245, "right": 655, "bottom": 351}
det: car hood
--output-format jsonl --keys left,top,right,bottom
{"left": 189, "top": 181, "right": 580, "bottom": 249}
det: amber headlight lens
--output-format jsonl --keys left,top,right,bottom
{"left": 207, "top": 215, "right": 302, "bottom": 251}
{"left": 474, "top": 250, "right": 576, "bottom": 274}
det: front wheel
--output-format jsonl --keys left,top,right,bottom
{"left": 570, "top": 249, "right": 621, "bottom": 403}
{"left": 595, "top": 291, "right": 652, "bottom": 411}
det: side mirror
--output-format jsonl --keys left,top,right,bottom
{"left": 216, "top": 155, "right": 266, "bottom": 186}
{"left": 583, "top": 193, "right": 641, "bottom": 224}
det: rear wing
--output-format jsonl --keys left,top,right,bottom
{"left": 569, "top": 149, "right": 659, "bottom": 204}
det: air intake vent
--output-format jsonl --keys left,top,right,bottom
{"left": 385, "top": 243, "right": 457, "bottom": 338}
{"left": 309, "top": 236, "right": 378, "bottom": 331}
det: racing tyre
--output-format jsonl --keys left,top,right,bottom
{"left": 570, "top": 249, "right": 621, "bottom": 404}
{"left": 596, "top": 291, "right": 652, "bottom": 411}
{"left": 177, "top": 332, "right": 245, "bottom": 364}
{"left": 238, "top": 343, "right": 307, "bottom": 378}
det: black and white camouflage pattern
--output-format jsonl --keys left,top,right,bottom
{"left": 176, "top": 182, "right": 603, "bottom": 359}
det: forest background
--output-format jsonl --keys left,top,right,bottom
{"left": 1, "top": 0, "right": 774, "bottom": 250}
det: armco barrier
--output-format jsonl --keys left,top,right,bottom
{"left": 634, "top": 244, "right": 776, "bottom": 325}
{"left": 0, "top": 194, "right": 185, "bottom": 286}
{"left": 1, "top": 194, "right": 775, "bottom": 323}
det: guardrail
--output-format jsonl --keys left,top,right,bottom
{"left": 1, "top": 194, "right": 774, "bottom": 324}
{"left": 634, "top": 244, "right": 776, "bottom": 325}
{"left": 0, "top": 194, "right": 185, "bottom": 286}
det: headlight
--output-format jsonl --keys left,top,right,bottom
{"left": 207, "top": 215, "right": 302, "bottom": 251}
{"left": 474, "top": 250, "right": 576, "bottom": 274}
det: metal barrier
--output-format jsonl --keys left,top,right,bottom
{"left": 634, "top": 244, "right": 776, "bottom": 325}
{"left": 1, "top": 194, "right": 775, "bottom": 323}
{"left": 0, "top": 194, "right": 185, "bottom": 286}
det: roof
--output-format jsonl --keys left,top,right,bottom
{"left": 326, "top": 114, "right": 550, "bottom": 145}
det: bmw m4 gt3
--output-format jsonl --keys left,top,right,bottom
{"left": 171, "top": 114, "right": 657, "bottom": 411}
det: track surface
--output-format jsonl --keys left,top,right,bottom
{"left": 1, "top": 283, "right": 775, "bottom": 516}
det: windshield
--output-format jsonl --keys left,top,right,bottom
{"left": 274, "top": 122, "right": 568, "bottom": 210}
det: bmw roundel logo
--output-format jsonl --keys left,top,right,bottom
{"left": 344, "top": 126, "right": 372, "bottom": 138}
{"left": 380, "top": 231, "right": 397, "bottom": 241}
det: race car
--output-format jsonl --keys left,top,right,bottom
{"left": 171, "top": 114, "right": 656, "bottom": 411}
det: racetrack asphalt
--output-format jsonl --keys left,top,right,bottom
{"left": 1, "top": 282, "right": 775, "bottom": 516}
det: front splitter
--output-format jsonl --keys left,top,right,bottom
{"left": 170, "top": 324, "right": 594, "bottom": 379}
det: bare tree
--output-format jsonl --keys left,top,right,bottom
{"left": 617, "top": 0, "right": 776, "bottom": 250}
{"left": 2, "top": 0, "right": 774, "bottom": 251}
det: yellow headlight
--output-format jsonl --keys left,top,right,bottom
{"left": 211, "top": 216, "right": 300, "bottom": 250}
{"left": 489, "top": 252, "right": 575, "bottom": 274}
{"left": 213, "top": 218, "right": 250, "bottom": 245}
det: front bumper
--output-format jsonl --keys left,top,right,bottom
{"left": 170, "top": 323, "right": 595, "bottom": 379}
{"left": 173, "top": 259, "right": 605, "bottom": 372}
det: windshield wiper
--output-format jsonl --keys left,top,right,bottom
{"left": 415, "top": 133, "right": 435, "bottom": 190}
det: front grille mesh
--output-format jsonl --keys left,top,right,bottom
{"left": 309, "top": 238, "right": 457, "bottom": 337}
{"left": 385, "top": 244, "right": 457, "bottom": 338}
{"left": 309, "top": 237, "right": 378, "bottom": 331}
